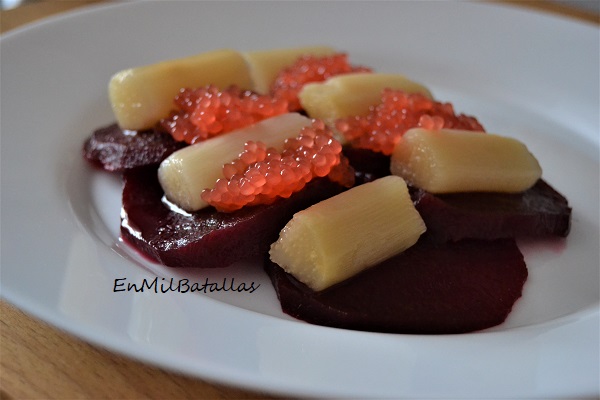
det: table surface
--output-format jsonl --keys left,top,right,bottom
{"left": 1, "top": 1, "right": 598, "bottom": 399}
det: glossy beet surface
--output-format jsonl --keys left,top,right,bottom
{"left": 83, "top": 123, "right": 185, "bottom": 171}
{"left": 265, "top": 238, "right": 528, "bottom": 334}
{"left": 85, "top": 125, "right": 566, "bottom": 334}
{"left": 121, "top": 165, "right": 345, "bottom": 268}
{"left": 342, "top": 145, "right": 391, "bottom": 184}
{"left": 412, "top": 180, "right": 571, "bottom": 242}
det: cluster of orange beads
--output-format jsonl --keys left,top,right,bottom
{"left": 201, "top": 120, "right": 354, "bottom": 212}
{"left": 336, "top": 89, "right": 485, "bottom": 155}
{"left": 270, "top": 53, "right": 372, "bottom": 111}
{"left": 161, "top": 85, "right": 288, "bottom": 144}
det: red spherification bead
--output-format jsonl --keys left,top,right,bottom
{"left": 271, "top": 53, "right": 372, "bottom": 112}
{"left": 161, "top": 85, "right": 289, "bottom": 144}
{"left": 336, "top": 89, "right": 486, "bottom": 155}
{"left": 202, "top": 120, "right": 355, "bottom": 212}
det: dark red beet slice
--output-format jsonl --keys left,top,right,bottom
{"left": 265, "top": 238, "right": 528, "bottom": 334}
{"left": 342, "top": 145, "right": 391, "bottom": 184}
{"left": 342, "top": 148, "right": 571, "bottom": 242}
{"left": 83, "top": 123, "right": 185, "bottom": 172}
{"left": 412, "top": 180, "right": 571, "bottom": 242}
{"left": 121, "top": 165, "right": 345, "bottom": 268}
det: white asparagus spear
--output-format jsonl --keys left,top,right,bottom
{"left": 269, "top": 176, "right": 426, "bottom": 291}
{"left": 158, "top": 113, "right": 312, "bottom": 212}
{"left": 298, "top": 72, "right": 432, "bottom": 126}
{"left": 390, "top": 128, "right": 542, "bottom": 193}
{"left": 242, "top": 45, "right": 335, "bottom": 94}
{"left": 109, "top": 49, "right": 252, "bottom": 131}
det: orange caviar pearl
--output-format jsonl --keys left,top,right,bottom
{"left": 271, "top": 53, "right": 372, "bottom": 112}
{"left": 336, "top": 89, "right": 485, "bottom": 155}
{"left": 161, "top": 85, "right": 289, "bottom": 144}
{"left": 201, "top": 120, "right": 355, "bottom": 212}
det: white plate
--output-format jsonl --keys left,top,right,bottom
{"left": 1, "top": 1, "right": 598, "bottom": 398}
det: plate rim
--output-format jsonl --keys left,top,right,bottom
{"left": 1, "top": 1, "right": 599, "bottom": 398}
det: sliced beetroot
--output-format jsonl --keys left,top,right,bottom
{"left": 412, "top": 180, "right": 571, "bottom": 242}
{"left": 83, "top": 123, "right": 185, "bottom": 172}
{"left": 341, "top": 148, "right": 571, "bottom": 242}
{"left": 342, "top": 145, "right": 391, "bottom": 184}
{"left": 265, "top": 238, "right": 528, "bottom": 334}
{"left": 121, "top": 165, "right": 345, "bottom": 268}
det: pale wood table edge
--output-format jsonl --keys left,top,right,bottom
{"left": 495, "top": 0, "right": 599, "bottom": 25}
{"left": 0, "top": 302, "right": 279, "bottom": 400}
{"left": 1, "top": 1, "right": 597, "bottom": 399}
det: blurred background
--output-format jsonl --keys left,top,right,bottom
{"left": 1, "top": 0, "right": 598, "bottom": 30}
{"left": 1, "top": 0, "right": 599, "bottom": 14}
{"left": 561, "top": 0, "right": 600, "bottom": 13}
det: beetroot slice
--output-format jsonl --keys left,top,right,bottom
{"left": 121, "top": 165, "right": 345, "bottom": 268}
{"left": 412, "top": 180, "right": 571, "bottom": 242}
{"left": 342, "top": 145, "right": 391, "bottom": 184}
{"left": 265, "top": 238, "right": 528, "bottom": 334}
{"left": 83, "top": 123, "right": 185, "bottom": 172}
{"left": 341, "top": 147, "right": 572, "bottom": 242}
